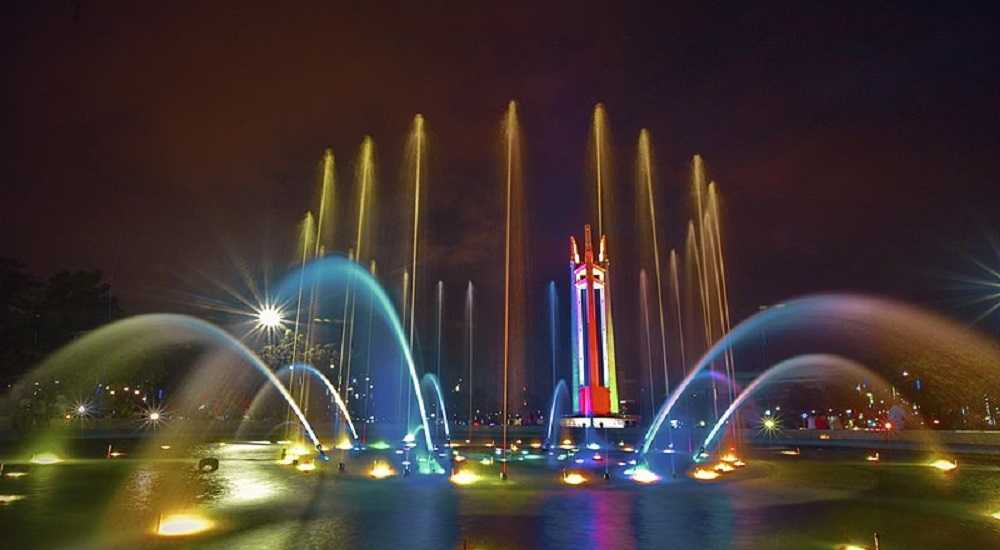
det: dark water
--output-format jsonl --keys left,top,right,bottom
{"left": 1, "top": 443, "right": 998, "bottom": 549}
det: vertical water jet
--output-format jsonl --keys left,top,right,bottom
{"left": 465, "top": 281, "right": 474, "bottom": 441}
{"left": 637, "top": 130, "right": 672, "bottom": 400}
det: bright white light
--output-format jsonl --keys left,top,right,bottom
{"left": 149, "top": 412, "right": 160, "bottom": 421}
{"left": 255, "top": 305, "right": 284, "bottom": 329}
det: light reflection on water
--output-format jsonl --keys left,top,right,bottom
{"left": 2, "top": 447, "right": 1000, "bottom": 549}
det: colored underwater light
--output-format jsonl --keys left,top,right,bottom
{"left": 691, "top": 468, "right": 720, "bottom": 480}
{"left": 929, "top": 458, "right": 957, "bottom": 471}
{"left": 156, "top": 513, "right": 214, "bottom": 537}
{"left": 30, "top": 453, "right": 62, "bottom": 465}
{"left": 367, "top": 441, "right": 391, "bottom": 450}
{"left": 713, "top": 462, "right": 735, "bottom": 473}
{"left": 335, "top": 438, "right": 353, "bottom": 450}
{"left": 630, "top": 467, "right": 660, "bottom": 484}
{"left": 369, "top": 462, "right": 395, "bottom": 479}
{"left": 450, "top": 470, "right": 480, "bottom": 485}
{"left": 562, "top": 472, "right": 588, "bottom": 486}
{"left": 720, "top": 452, "right": 738, "bottom": 463}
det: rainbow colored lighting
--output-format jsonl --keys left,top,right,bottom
{"left": 569, "top": 225, "right": 620, "bottom": 415}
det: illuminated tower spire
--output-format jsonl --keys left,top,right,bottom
{"left": 568, "top": 224, "right": 620, "bottom": 416}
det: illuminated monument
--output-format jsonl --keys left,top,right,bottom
{"left": 568, "top": 224, "right": 621, "bottom": 421}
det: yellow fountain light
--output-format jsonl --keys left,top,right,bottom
{"left": 929, "top": 458, "right": 958, "bottom": 472}
{"left": 30, "top": 453, "right": 62, "bottom": 465}
{"left": 335, "top": 438, "right": 354, "bottom": 451}
{"left": 369, "top": 462, "right": 395, "bottom": 479}
{"left": 630, "top": 467, "right": 660, "bottom": 484}
{"left": 4, "top": 472, "right": 27, "bottom": 479}
{"left": 450, "top": 470, "right": 480, "bottom": 486}
{"left": 720, "top": 452, "right": 738, "bottom": 463}
{"left": 287, "top": 445, "right": 311, "bottom": 458}
{"left": 733, "top": 459, "right": 747, "bottom": 467}
{"left": 562, "top": 472, "right": 588, "bottom": 486}
{"left": 109, "top": 451, "right": 124, "bottom": 458}
{"left": 562, "top": 438, "right": 572, "bottom": 446}
{"left": 837, "top": 545, "right": 869, "bottom": 550}
{"left": 479, "top": 457, "right": 493, "bottom": 466}
{"left": 295, "top": 461, "right": 316, "bottom": 473}
{"left": 865, "top": 452, "right": 880, "bottom": 462}
{"left": 713, "top": 462, "right": 735, "bottom": 473}
{"left": 691, "top": 468, "right": 720, "bottom": 480}
{"left": 529, "top": 441, "right": 542, "bottom": 449}
{"left": 156, "top": 513, "right": 214, "bottom": 537}
{"left": 990, "top": 510, "right": 1000, "bottom": 520}
{"left": 0, "top": 495, "right": 25, "bottom": 505}
{"left": 160, "top": 445, "right": 172, "bottom": 450}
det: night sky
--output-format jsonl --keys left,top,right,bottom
{"left": 5, "top": 3, "right": 1000, "bottom": 406}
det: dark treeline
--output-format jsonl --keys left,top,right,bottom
{"left": 0, "top": 257, "right": 120, "bottom": 383}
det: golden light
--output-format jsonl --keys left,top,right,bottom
{"left": 779, "top": 449, "right": 801, "bottom": 456}
{"left": 369, "top": 462, "right": 395, "bottom": 479}
{"left": 4, "top": 472, "right": 27, "bottom": 479}
{"left": 720, "top": 452, "right": 738, "bottom": 463}
{"left": 819, "top": 433, "right": 831, "bottom": 440}
{"left": 30, "top": 453, "right": 62, "bottom": 465}
{"left": 109, "top": 451, "right": 124, "bottom": 458}
{"left": 713, "top": 462, "right": 735, "bottom": 473}
{"left": 529, "top": 441, "right": 542, "bottom": 449}
{"left": 929, "top": 458, "right": 958, "bottom": 472}
{"left": 562, "top": 472, "right": 588, "bottom": 486}
{"left": 156, "top": 513, "right": 214, "bottom": 537}
{"left": 865, "top": 452, "right": 880, "bottom": 462}
{"left": 148, "top": 412, "right": 160, "bottom": 422}
{"left": 295, "top": 461, "right": 316, "bottom": 472}
{"left": 837, "top": 545, "right": 869, "bottom": 550}
{"left": 990, "top": 510, "right": 1000, "bottom": 520}
{"left": 0, "top": 495, "right": 25, "bottom": 505}
{"left": 763, "top": 418, "right": 777, "bottom": 430}
{"left": 450, "top": 470, "right": 480, "bottom": 485}
{"left": 561, "top": 438, "right": 572, "bottom": 446}
{"left": 160, "top": 445, "right": 172, "bottom": 450}
{"left": 691, "top": 468, "right": 720, "bottom": 480}
{"left": 287, "top": 445, "right": 311, "bottom": 458}
{"left": 335, "top": 438, "right": 354, "bottom": 450}
{"left": 733, "top": 460, "right": 747, "bottom": 467}
{"left": 630, "top": 467, "right": 660, "bottom": 484}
